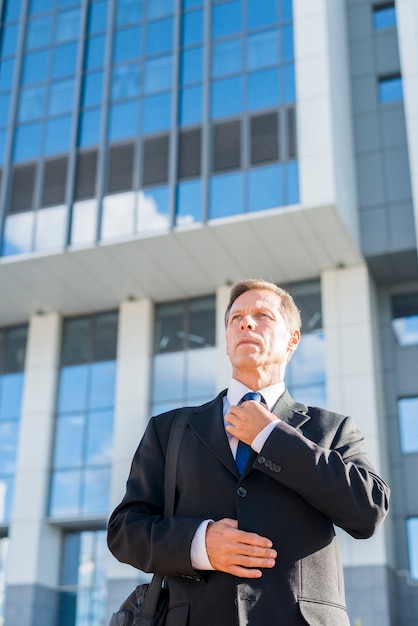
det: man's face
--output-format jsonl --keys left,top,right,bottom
{"left": 225, "top": 289, "right": 300, "bottom": 379}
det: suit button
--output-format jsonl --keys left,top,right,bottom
{"left": 237, "top": 486, "right": 247, "bottom": 498}
{"left": 265, "top": 459, "right": 272, "bottom": 468}
{"left": 258, "top": 456, "right": 266, "bottom": 464}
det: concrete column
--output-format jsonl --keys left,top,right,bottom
{"left": 107, "top": 298, "right": 154, "bottom": 614}
{"left": 5, "top": 313, "right": 62, "bottom": 626}
{"left": 321, "top": 265, "right": 394, "bottom": 625}
{"left": 396, "top": 0, "right": 418, "bottom": 248}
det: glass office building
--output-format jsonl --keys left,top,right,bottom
{"left": 0, "top": 1, "right": 418, "bottom": 624}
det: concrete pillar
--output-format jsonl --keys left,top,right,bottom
{"left": 5, "top": 313, "right": 62, "bottom": 626}
{"left": 321, "top": 265, "right": 394, "bottom": 625}
{"left": 106, "top": 298, "right": 154, "bottom": 615}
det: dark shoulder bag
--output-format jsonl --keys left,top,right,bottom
{"left": 109, "top": 410, "right": 189, "bottom": 626}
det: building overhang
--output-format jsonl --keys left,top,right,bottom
{"left": 0, "top": 204, "right": 363, "bottom": 325}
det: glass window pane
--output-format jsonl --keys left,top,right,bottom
{"left": 88, "top": 362, "right": 116, "bottom": 409}
{"left": 179, "top": 85, "right": 202, "bottom": 126}
{"left": 247, "top": 0, "right": 277, "bottom": 29}
{"left": 247, "top": 29, "right": 279, "bottom": 70}
{"left": 55, "top": 8, "right": 80, "bottom": 43}
{"left": 34, "top": 205, "right": 67, "bottom": 250}
{"left": 188, "top": 297, "right": 216, "bottom": 348}
{"left": 144, "top": 55, "right": 173, "bottom": 94}
{"left": 209, "top": 171, "right": 244, "bottom": 219}
{"left": 82, "top": 71, "right": 103, "bottom": 107}
{"left": 141, "top": 92, "right": 171, "bottom": 133}
{"left": 154, "top": 301, "right": 185, "bottom": 353}
{"left": 146, "top": 18, "right": 173, "bottom": 55}
{"left": 71, "top": 199, "right": 98, "bottom": 246}
{"left": 0, "top": 130, "right": 5, "bottom": 166}
{"left": 4, "top": 327, "right": 27, "bottom": 373}
{"left": 212, "top": 1, "right": 242, "bottom": 39}
{"left": 85, "top": 35, "right": 106, "bottom": 70}
{"left": 379, "top": 76, "right": 403, "bottom": 103}
{"left": 111, "top": 63, "right": 140, "bottom": 100}
{"left": 85, "top": 410, "right": 113, "bottom": 465}
{"left": 101, "top": 191, "right": 136, "bottom": 239}
{"left": 113, "top": 25, "right": 142, "bottom": 62}
{"left": 407, "top": 518, "right": 418, "bottom": 580}
{"left": 152, "top": 352, "right": 185, "bottom": 401}
{"left": 283, "top": 23, "right": 294, "bottom": 61}
{"left": 179, "top": 47, "right": 203, "bottom": 85}
{"left": 108, "top": 100, "right": 139, "bottom": 140}
{"left": 52, "top": 42, "right": 78, "bottom": 77}
{"left": 0, "top": 373, "right": 24, "bottom": 420}
{"left": 284, "top": 63, "right": 295, "bottom": 102}
{"left": 286, "top": 161, "right": 299, "bottom": 204}
{"left": 185, "top": 348, "right": 217, "bottom": 400}
{"left": 53, "top": 414, "right": 84, "bottom": 468}
{"left": 49, "top": 469, "right": 82, "bottom": 516}
{"left": 2, "top": 24, "right": 19, "bottom": 56}
{"left": 247, "top": 67, "right": 280, "bottom": 111}
{"left": 78, "top": 108, "right": 101, "bottom": 147}
{"left": 82, "top": 467, "right": 110, "bottom": 514}
{"left": 176, "top": 179, "right": 202, "bottom": 224}
{"left": 248, "top": 164, "right": 283, "bottom": 211}
{"left": 115, "top": 0, "right": 143, "bottom": 26}
{"left": 26, "top": 15, "right": 53, "bottom": 49}
{"left": 1, "top": 212, "right": 34, "bottom": 256}
{"left": 211, "top": 75, "right": 243, "bottom": 119}
{"left": 398, "top": 397, "right": 418, "bottom": 453}
{"left": 21, "top": 49, "right": 50, "bottom": 84}
{"left": 147, "top": 0, "right": 174, "bottom": 19}
{"left": 58, "top": 365, "right": 89, "bottom": 412}
{"left": 87, "top": 1, "right": 108, "bottom": 34}
{"left": 0, "top": 421, "right": 19, "bottom": 473}
{"left": 286, "top": 330, "right": 326, "bottom": 388}
{"left": 392, "top": 317, "right": 418, "bottom": 346}
{"left": 181, "top": 10, "right": 203, "bottom": 46}
{"left": 13, "top": 122, "right": 43, "bottom": 161}
{"left": 29, "top": 0, "right": 54, "bottom": 13}
{"left": 137, "top": 187, "right": 170, "bottom": 232}
{"left": 0, "top": 95, "right": 10, "bottom": 128}
{"left": 212, "top": 38, "right": 242, "bottom": 77}
{"left": 282, "top": 0, "right": 293, "bottom": 20}
{"left": 0, "top": 477, "right": 13, "bottom": 522}
{"left": 48, "top": 79, "right": 75, "bottom": 115}
{"left": 0, "top": 58, "right": 15, "bottom": 91}
{"left": 17, "top": 86, "right": 46, "bottom": 122}
{"left": 374, "top": 5, "right": 396, "bottom": 30}
{"left": 62, "top": 319, "right": 90, "bottom": 365}
{"left": 94, "top": 313, "right": 118, "bottom": 361}
{"left": 4, "top": 0, "right": 22, "bottom": 22}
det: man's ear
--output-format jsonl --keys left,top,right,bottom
{"left": 288, "top": 329, "right": 300, "bottom": 353}
{"left": 225, "top": 335, "right": 229, "bottom": 355}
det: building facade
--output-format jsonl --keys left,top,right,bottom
{"left": 0, "top": 0, "right": 417, "bottom": 624}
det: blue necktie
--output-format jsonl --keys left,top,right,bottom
{"left": 235, "top": 392, "right": 266, "bottom": 474}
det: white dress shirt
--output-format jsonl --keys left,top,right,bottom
{"left": 190, "top": 379, "right": 285, "bottom": 570}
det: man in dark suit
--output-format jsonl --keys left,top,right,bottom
{"left": 107, "top": 278, "right": 390, "bottom": 625}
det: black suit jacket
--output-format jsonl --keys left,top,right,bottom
{"left": 107, "top": 390, "right": 390, "bottom": 626}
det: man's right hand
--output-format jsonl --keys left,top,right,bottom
{"left": 205, "top": 518, "right": 276, "bottom": 578}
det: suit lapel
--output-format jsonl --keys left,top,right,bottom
{"left": 272, "top": 389, "right": 311, "bottom": 430}
{"left": 186, "top": 389, "right": 312, "bottom": 478}
{"left": 188, "top": 390, "right": 239, "bottom": 476}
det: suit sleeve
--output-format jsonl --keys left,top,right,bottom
{"left": 107, "top": 414, "right": 203, "bottom": 577}
{"left": 256, "top": 412, "right": 390, "bottom": 539}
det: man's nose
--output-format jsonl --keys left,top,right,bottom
{"left": 240, "top": 315, "right": 255, "bottom": 329}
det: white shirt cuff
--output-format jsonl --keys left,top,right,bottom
{"left": 190, "top": 519, "right": 215, "bottom": 570}
{"left": 251, "top": 419, "right": 280, "bottom": 453}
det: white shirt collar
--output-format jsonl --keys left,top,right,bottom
{"left": 226, "top": 378, "right": 285, "bottom": 411}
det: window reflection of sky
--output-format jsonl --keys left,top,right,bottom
{"left": 398, "top": 397, "right": 418, "bottom": 454}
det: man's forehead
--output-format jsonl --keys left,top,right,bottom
{"left": 230, "top": 289, "right": 282, "bottom": 310}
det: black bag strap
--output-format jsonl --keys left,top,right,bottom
{"left": 140, "top": 409, "right": 190, "bottom": 621}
